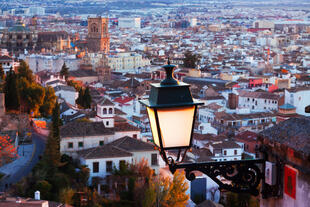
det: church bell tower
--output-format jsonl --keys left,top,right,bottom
{"left": 87, "top": 17, "right": 110, "bottom": 53}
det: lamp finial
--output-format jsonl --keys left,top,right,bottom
{"left": 161, "top": 62, "right": 178, "bottom": 85}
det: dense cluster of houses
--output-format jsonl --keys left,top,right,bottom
{"left": 0, "top": 6, "right": 310, "bottom": 205}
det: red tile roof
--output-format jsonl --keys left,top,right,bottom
{"left": 114, "top": 96, "right": 134, "bottom": 105}
{"left": 234, "top": 130, "right": 258, "bottom": 141}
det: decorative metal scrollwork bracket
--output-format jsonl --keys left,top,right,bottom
{"left": 168, "top": 159, "right": 265, "bottom": 196}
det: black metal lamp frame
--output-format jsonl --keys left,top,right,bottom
{"left": 140, "top": 61, "right": 265, "bottom": 196}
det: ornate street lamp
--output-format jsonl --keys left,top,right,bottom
{"left": 140, "top": 61, "right": 203, "bottom": 164}
{"left": 140, "top": 62, "right": 265, "bottom": 196}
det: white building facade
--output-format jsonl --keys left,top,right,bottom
{"left": 26, "top": 54, "right": 80, "bottom": 73}
{"left": 284, "top": 88, "right": 310, "bottom": 116}
{"left": 118, "top": 18, "right": 141, "bottom": 28}
{"left": 209, "top": 141, "right": 243, "bottom": 161}
{"left": 107, "top": 52, "right": 150, "bottom": 72}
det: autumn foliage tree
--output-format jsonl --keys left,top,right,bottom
{"left": 106, "top": 160, "right": 189, "bottom": 207}
{"left": 0, "top": 135, "right": 18, "bottom": 165}
{"left": 3, "top": 60, "right": 56, "bottom": 117}
{"left": 39, "top": 86, "right": 57, "bottom": 117}
{"left": 18, "top": 77, "right": 45, "bottom": 115}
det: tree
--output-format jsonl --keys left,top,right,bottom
{"left": 165, "top": 170, "right": 189, "bottom": 207}
{"left": 76, "top": 88, "right": 84, "bottom": 107}
{"left": 0, "top": 63, "right": 5, "bottom": 80}
{"left": 109, "top": 160, "right": 189, "bottom": 207}
{"left": 60, "top": 63, "right": 69, "bottom": 80}
{"left": 76, "top": 87, "right": 92, "bottom": 109}
{"left": 18, "top": 78, "right": 45, "bottom": 115}
{"left": 84, "top": 87, "right": 92, "bottom": 109}
{"left": 142, "top": 181, "right": 157, "bottom": 207}
{"left": 39, "top": 86, "right": 56, "bottom": 117}
{"left": 183, "top": 50, "right": 201, "bottom": 69}
{"left": 0, "top": 135, "right": 18, "bottom": 165}
{"left": 15, "top": 61, "right": 48, "bottom": 115}
{"left": 60, "top": 188, "right": 76, "bottom": 205}
{"left": 44, "top": 101, "right": 61, "bottom": 170}
{"left": 67, "top": 79, "right": 82, "bottom": 91}
{"left": 4, "top": 68, "right": 20, "bottom": 111}
{"left": 17, "top": 60, "right": 33, "bottom": 83}
{"left": 35, "top": 180, "right": 52, "bottom": 200}
{"left": 52, "top": 101, "right": 61, "bottom": 154}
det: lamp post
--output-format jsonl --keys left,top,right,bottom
{"left": 140, "top": 62, "right": 265, "bottom": 196}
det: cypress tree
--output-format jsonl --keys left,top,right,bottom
{"left": 52, "top": 101, "right": 61, "bottom": 154}
{"left": 44, "top": 101, "right": 61, "bottom": 170}
{"left": 76, "top": 88, "right": 84, "bottom": 107}
{"left": 4, "top": 68, "right": 20, "bottom": 111}
{"left": 84, "top": 87, "right": 92, "bottom": 109}
{"left": 60, "top": 63, "right": 69, "bottom": 81}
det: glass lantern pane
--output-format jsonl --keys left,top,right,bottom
{"left": 157, "top": 106, "right": 195, "bottom": 148}
{"left": 146, "top": 107, "right": 160, "bottom": 147}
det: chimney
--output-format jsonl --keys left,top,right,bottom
{"left": 35, "top": 191, "right": 40, "bottom": 200}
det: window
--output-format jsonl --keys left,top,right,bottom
{"left": 103, "top": 108, "right": 107, "bottom": 114}
{"left": 78, "top": 141, "right": 84, "bottom": 148}
{"left": 106, "top": 161, "right": 113, "bottom": 172}
{"left": 106, "top": 121, "right": 109, "bottom": 126}
{"left": 68, "top": 142, "right": 73, "bottom": 148}
{"left": 133, "top": 134, "right": 137, "bottom": 139}
{"left": 223, "top": 150, "right": 227, "bottom": 155}
{"left": 234, "top": 150, "right": 237, "bottom": 155}
{"left": 99, "top": 140, "right": 104, "bottom": 146}
{"left": 93, "top": 162, "right": 99, "bottom": 173}
{"left": 109, "top": 108, "right": 113, "bottom": 114}
{"left": 151, "top": 153, "right": 158, "bottom": 166}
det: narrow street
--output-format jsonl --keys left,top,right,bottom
{"left": 0, "top": 131, "right": 46, "bottom": 191}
